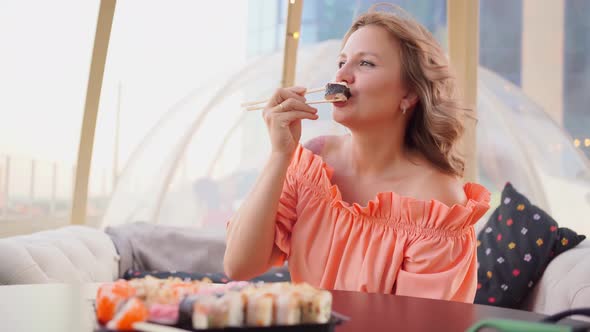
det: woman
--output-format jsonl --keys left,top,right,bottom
{"left": 224, "top": 5, "right": 490, "bottom": 303}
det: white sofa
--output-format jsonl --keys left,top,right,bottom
{"left": 0, "top": 225, "right": 588, "bottom": 316}
{"left": 0, "top": 226, "right": 119, "bottom": 284}
{"left": 522, "top": 239, "right": 590, "bottom": 314}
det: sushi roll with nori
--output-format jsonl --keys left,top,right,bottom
{"left": 191, "top": 294, "right": 218, "bottom": 329}
{"left": 274, "top": 292, "right": 302, "bottom": 325}
{"left": 298, "top": 286, "right": 333, "bottom": 324}
{"left": 246, "top": 291, "right": 275, "bottom": 327}
{"left": 209, "top": 291, "right": 245, "bottom": 328}
{"left": 325, "top": 82, "right": 351, "bottom": 101}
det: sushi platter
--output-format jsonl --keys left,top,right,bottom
{"left": 94, "top": 276, "right": 346, "bottom": 332}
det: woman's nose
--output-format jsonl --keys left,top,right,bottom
{"left": 335, "top": 65, "right": 354, "bottom": 85}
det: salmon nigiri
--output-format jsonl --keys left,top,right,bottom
{"left": 96, "top": 280, "right": 136, "bottom": 324}
{"left": 106, "top": 297, "right": 149, "bottom": 331}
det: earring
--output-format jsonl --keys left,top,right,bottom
{"left": 402, "top": 105, "right": 407, "bottom": 115}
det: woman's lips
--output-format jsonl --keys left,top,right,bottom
{"left": 332, "top": 95, "right": 352, "bottom": 108}
{"left": 333, "top": 100, "right": 347, "bottom": 107}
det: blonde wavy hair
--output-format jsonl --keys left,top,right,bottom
{"left": 342, "top": 4, "right": 469, "bottom": 177}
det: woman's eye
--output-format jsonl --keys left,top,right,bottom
{"left": 360, "top": 60, "right": 375, "bottom": 67}
{"left": 338, "top": 61, "right": 345, "bottom": 68}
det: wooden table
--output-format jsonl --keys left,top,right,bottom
{"left": 331, "top": 291, "right": 585, "bottom": 331}
{"left": 0, "top": 284, "right": 584, "bottom": 332}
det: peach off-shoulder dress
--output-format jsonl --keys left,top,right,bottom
{"left": 271, "top": 144, "right": 490, "bottom": 302}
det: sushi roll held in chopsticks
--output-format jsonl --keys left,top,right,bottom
{"left": 243, "top": 83, "right": 349, "bottom": 111}
{"left": 325, "top": 82, "right": 351, "bottom": 102}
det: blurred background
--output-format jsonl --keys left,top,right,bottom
{"left": 1, "top": 0, "right": 588, "bottom": 238}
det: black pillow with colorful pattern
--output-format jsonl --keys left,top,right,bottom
{"left": 474, "top": 182, "right": 586, "bottom": 308}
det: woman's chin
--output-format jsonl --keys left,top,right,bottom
{"left": 331, "top": 108, "right": 356, "bottom": 126}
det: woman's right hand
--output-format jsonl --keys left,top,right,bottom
{"left": 263, "top": 86, "right": 318, "bottom": 158}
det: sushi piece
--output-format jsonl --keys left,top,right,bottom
{"left": 197, "top": 280, "right": 248, "bottom": 296}
{"left": 191, "top": 294, "right": 219, "bottom": 329}
{"left": 96, "top": 280, "right": 136, "bottom": 325}
{"left": 274, "top": 292, "right": 302, "bottom": 325}
{"left": 127, "top": 276, "right": 163, "bottom": 304}
{"left": 147, "top": 303, "right": 179, "bottom": 325}
{"left": 177, "top": 295, "right": 197, "bottom": 328}
{"left": 128, "top": 276, "right": 207, "bottom": 305}
{"left": 300, "top": 289, "right": 333, "bottom": 324}
{"left": 106, "top": 297, "right": 149, "bottom": 331}
{"left": 209, "top": 291, "right": 245, "bottom": 328}
{"left": 246, "top": 292, "right": 275, "bottom": 327}
{"left": 325, "top": 82, "right": 351, "bottom": 101}
{"left": 168, "top": 281, "right": 200, "bottom": 301}
{"left": 134, "top": 277, "right": 199, "bottom": 306}
{"left": 224, "top": 281, "right": 250, "bottom": 292}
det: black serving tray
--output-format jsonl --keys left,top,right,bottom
{"left": 95, "top": 315, "right": 343, "bottom": 332}
{"left": 94, "top": 296, "right": 346, "bottom": 332}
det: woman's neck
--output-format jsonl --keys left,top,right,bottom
{"left": 346, "top": 122, "right": 409, "bottom": 178}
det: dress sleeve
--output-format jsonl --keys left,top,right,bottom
{"left": 270, "top": 145, "right": 317, "bottom": 266}
{"left": 270, "top": 166, "right": 298, "bottom": 266}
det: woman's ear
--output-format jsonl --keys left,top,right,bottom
{"left": 402, "top": 92, "right": 419, "bottom": 110}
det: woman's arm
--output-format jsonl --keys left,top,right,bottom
{"left": 223, "top": 153, "right": 291, "bottom": 280}
{"left": 224, "top": 87, "right": 318, "bottom": 280}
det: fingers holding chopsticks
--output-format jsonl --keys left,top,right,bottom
{"left": 267, "top": 86, "right": 308, "bottom": 108}
{"left": 242, "top": 86, "right": 327, "bottom": 110}
{"left": 263, "top": 87, "right": 318, "bottom": 156}
{"left": 263, "top": 88, "right": 318, "bottom": 126}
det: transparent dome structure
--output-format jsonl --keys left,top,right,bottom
{"left": 477, "top": 68, "right": 590, "bottom": 234}
{"left": 101, "top": 40, "right": 590, "bottom": 237}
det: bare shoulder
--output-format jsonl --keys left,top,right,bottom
{"left": 422, "top": 171, "right": 467, "bottom": 207}
{"left": 303, "top": 136, "right": 328, "bottom": 155}
{"left": 303, "top": 135, "right": 343, "bottom": 157}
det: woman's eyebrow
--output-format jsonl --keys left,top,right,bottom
{"left": 338, "top": 51, "right": 380, "bottom": 59}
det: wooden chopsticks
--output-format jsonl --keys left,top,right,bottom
{"left": 241, "top": 86, "right": 342, "bottom": 111}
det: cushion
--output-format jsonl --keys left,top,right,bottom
{"left": 474, "top": 183, "right": 586, "bottom": 308}
{"left": 122, "top": 266, "right": 291, "bottom": 284}
{"left": 105, "top": 222, "right": 227, "bottom": 277}
{"left": 0, "top": 226, "right": 119, "bottom": 284}
{"left": 106, "top": 222, "right": 292, "bottom": 284}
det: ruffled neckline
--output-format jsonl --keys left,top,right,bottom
{"left": 292, "top": 144, "right": 491, "bottom": 229}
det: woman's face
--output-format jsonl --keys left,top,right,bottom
{"left": 332, "top": 25, "right": 409, "bottom": 129}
